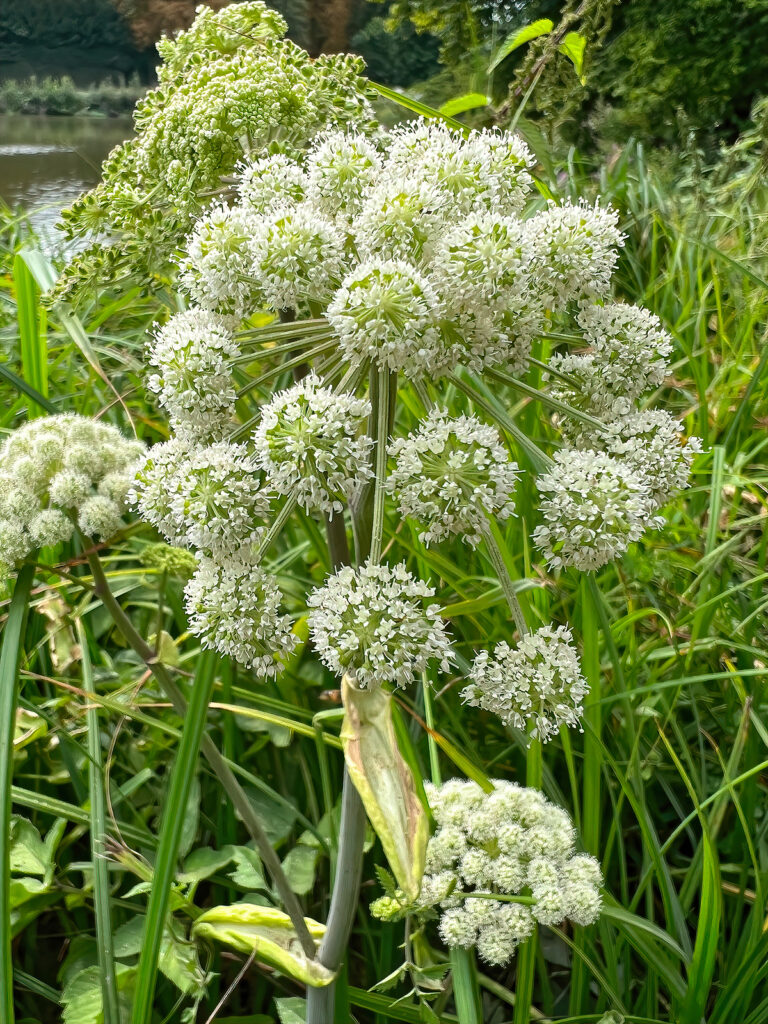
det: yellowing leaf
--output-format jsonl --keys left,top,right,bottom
{"left": 192, "top": 904, "right": 334, "bottom": 988}
{"left": 341, "top": 675, "right": 428, "bottom": 900}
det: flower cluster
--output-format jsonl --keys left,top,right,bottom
{"left": 0, "top": 415, "right": 144, "bottom": 573}
{"left": 387, "top": 409, "right": 518, "bottom": 547}
{"left": 462, "top": 625, "right": 588, "bottom": 742}
{"left": 253, "top": 373, "right": 373, "bottom": 515}
{"left": 307, "top": 561, "right": 453, "bottom": 689}
{"left": 177, "top": 119, "right": 625, "bottom": 380}
{"left": 146, "top": 309, "right": 239, "bottom": 442}
{"left": 416, "top": 780, "right": 602, "bottom": 966}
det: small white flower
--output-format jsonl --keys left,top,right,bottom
{"left": 462, "top": 625, "right": 588, "bottom": 742}
{"left": 253, "top": 372, "right": 372, "bottom": 514}
{"left": 327, "top": 259, "right": 446, "bottom": 377}
{"left": 307, "top": 560, "right": 453, "bottom": 689}
{"left": 180, "top": 204, "right": 259, "bottom": 317}
{"left": 533, "top": 448, "right": 663, "bottom": 571}
{"left": 306, "top": 130, "right": 382, "bottom": 222}
{"left": 355, "top": 174, "right": 448, "bottom": 264}
{"left": 238, "top": 153, "right": 307, "bottom": 214}
{"left": 78, "top": 495, "right": 125, "bottom": 540}
{"left": 146, "top": 309, "right": 239, "bottom": 442}
{"left": 185, "top": 554, "right": 298, "bottom": 674}
{"left": 387, "top": 408, "right": 518, "bottom": 547}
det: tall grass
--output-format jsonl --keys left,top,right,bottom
{"left": 0, "top": 127, "right": 767, "bottom": 1022}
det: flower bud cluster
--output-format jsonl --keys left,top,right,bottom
{"left": 0, "top": 414, "right": 144, "bottom": 574}
{"left": 387, "top": 409, "right": 518, "bottom": 547}
{"left": 462, "top": 625, "right": 588, "bottom": 741}
{"left": 307, "top": 561, "right": 453, "bottom": 689}
{"left": 417, "top": 779, "right": 602, "bottom": 966}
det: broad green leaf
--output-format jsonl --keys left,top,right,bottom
{"left": 275, "top": 997, "right": 307, "bottom": 1023}
{"left": 192, "top": 905, "right": 334, "bottom": 987}
{"left": 488, "top": 19, "right": 554, "bottom": 73}
{"left": 281, "top": 844, "right": 319, "bottom": 896}
{"left": 179, "top": 846, "right": 236, "bottom": 886}
{"left": 439, "top": 93, "right": 491, "bottom": 117}
{"left": 558, "top": 31, "right": 587, "bottom": 83}
{"left": 61, "top": 963, "right": 135, "bottom": 1024}
{"left": 341, "top": 675, "right": 428, "bottom": 900}
{"left": 9, "top": 817, "right": 48, "bottom": 877}
{"left": 229, "top": 847, "right": 266, "bottom": 891}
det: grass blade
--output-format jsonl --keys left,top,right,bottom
{"left": 0, "top": 563, "right": 35, "bottom": 1024}
{"left": 131, "top": 649, "right": 218, "bottom": 1024}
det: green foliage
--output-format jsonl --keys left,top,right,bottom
{"left": 0, "top": 0, "right": 132, "bottom": 50}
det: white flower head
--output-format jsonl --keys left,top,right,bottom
{"left": 533, "top": 448, "right": 663, "bottom": 571}
{"left": 248, "top": 202, "right": 346, "bottom": 313}
{"left": 387, "top": 408, "right": 518, "bottom": 547}
{"left": 185, "top": 555, "right": 298, "bottom": 674}
{"left": 180, "top": 203, "right": 259, "bottom": 318}
{"left": 0, "top": 414, "right": 144, "bottom": 568}
{"left": 306, "top": 130, "right": 382, "bottom": 222}
{"left": 386, "top": 120, "right": 535, "bottom": 218}
{"left": 146, "top": 309, "right": 239, "bottom": 442}
{"left": 307, "top": 560, "right": 453, "bottom": 689}
{"left": 462, "top": 625, "right": 588, "bottom": 741}
{"left": 253, "top": 372, "right": 373, "bottom": 515}
{"left": 419, "top": 778, "right": 602, "bottom": 965}
{"left": 238, "top": 153, "right": 307, "bottom": 214}
{"left": 132, "top": 438, "right": 270, "bottom": 557}
{"left": 355, "top": 174, "right": 448, "bottom": 265}
{"left": 525, "top": 200, "right": 624, "bottom": 311}
{"left": 327, "top": 259, "right": 447, "bottom": 377}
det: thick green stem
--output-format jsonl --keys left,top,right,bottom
{"left": 369, "top": 367, "right": 390, "bottom": 565}
{"left": 0, "top": 563, "right": 35, "bottom": 1024}
{"left": 481, "top": 522, "right": 529, "bottom": 638}
{"left": 83, "top": 546, "right": 317, "bottom": 959}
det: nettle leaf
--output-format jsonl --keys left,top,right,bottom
{"left": 487, "top": 18, "right": 554, "bottom": 73}
{"left": 341, "top": 675, "right": 428, "bottom": 901}
{"left": 60, "top": 963, "right": 135, "bottom": 1024}
{"left": 558, "top": 31, "right": 587, "bottom": 83}
{"left": 229, "top": 846, "right": 267, "bottom": 890}
{"left": 192, "top": 904, "right": 334, "bottom": 987}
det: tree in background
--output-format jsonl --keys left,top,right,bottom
{"left": 113, "top": 0, "right": 231, "bottom": 51}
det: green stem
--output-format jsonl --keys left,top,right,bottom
{"left": 76, "top": 619, "right": 120, "bottom": 1024}
{"left": 481, "top": 522, "right": 529, "bottom": 638}
{"left": 83, "top": 545, "right": 317, "bottom": 959}
{"left": 132, "top": 648, "right": 218, "bottom": 1024}
{"left": 422, "top": 673, "right": 441, "bottom": 786}
{"left": 0, "top": 563, "right": 35, "bottom": 1024}
{"left": 450, "top": 946, "right": 483, "bottom": 1024}
{"left": 369, "top": 367, "right": 391, "bottom": 566}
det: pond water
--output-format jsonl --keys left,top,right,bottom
{"left": 0, "top": 115, "right": 133, "bottom": 252}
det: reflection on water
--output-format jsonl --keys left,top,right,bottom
{"left": 0, "top": 115, "right": 133, "bottom": 252}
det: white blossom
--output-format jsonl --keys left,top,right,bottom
{"left": 146, "top": 309, "right": 239, "bottom": 442}
{"left": 387, "top": 408, "right": 518, "bottom": 547}
{"left": 307, "top": 560, "right": 453, "bottom": 689}
{"left": 355, "top": 175, "right": 448, "bottom": 264}
{"left": 180, "top": 204, "right": 259, "bottom": 317}
{"left": 533, "top": 448, "right": 663, "bottom": 571}
{"left": 253, "top": 372, "right": 372, "bottom": 514}
{"left": 185, "top": 554, "right": 298, "bottom": 674}
{"left": 462, "top": 625, "right": 588, "bottom": 741}
{"left": 306, "top": 130, "right": 382, "bottom": 222}
{"left": 419, "top": 779, "right": 602, "bottom": 966}
{"left": 238, "top": 153, "right": 307, "bottom": 214}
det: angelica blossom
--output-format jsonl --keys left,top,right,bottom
{"left": 253, "top": 373, "right": 372, "bottom": 515}
{"left": 146, "top": 309, "right": 239, "bottom": 442}
{"left": 462, "top": 625, "right": 588, "bottom": 741}
{"left": 179, "top": 204, "right": 259, "bottom": 318}
{"left": 533, "top": 448, "right": 663, "bottom": 571}
{"left": 238, "top": 153, "right": 307, "bottom": 214}
{"left": 185, "top": 555, "right": 298, "bottom": 674}
{"left": 306, "top": 131, "right": 382, "bottom": 222}
{"left": 307, "top": 561, "right": 453, "bottom": 689}
{"left": 387, "top": 409, "right": 518, "bottom": 547}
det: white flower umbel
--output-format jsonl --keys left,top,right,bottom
{"left": 238, "top": 153, "right": 307, "bottom": 214}
{"left": 386, "top": 121, "right": 535, "bottom": 218}
{"left": 533, "top": 448, "right": 663, "bottom": 571}
{"left": 249, "top": 203, "right": 346, "bottom": 313}
{"left": 132, "top": 439, "right": 270, "bottom": 556}
{"left": 549, "top": 303, "right": 673, "bottom": 418}
{"left": 253, "top": 372, "right": 373, "bottom": 515}
{"left": 327, "top": 259, "right": 446, "bottom": 377}
{"left": 306, "top": 130, "right": 382, "bottom": 222}
{"left": 355, "top": 175, "right": 448, "bottom": 264}
{"left": 418, "top": 779, "right": 602, "bottom": 966}
{"left": 307, "top": 560, "right": 453, "bottom": 689}
{"left": 185, "top": 554, "right": 298, "bottom": 674}
{"left": 387, "top": 409, "right": 518, "bottom": 547}
{"left": 180, "top": 204, "right": 259, "bottom": 318}
{"left": 146, "top": 309, "right": 240, "bottom": 442}
{"left": 573, "top": 409, "right": 702, "bottom": 512}
{"left": 525, "top": 201, "right": 623, "bottom": 311}
{"left": 462, "top": 625, "right": 588, "bottom": 742}
{"left": 0, "top": 414, "right": 144, "bottom": 571}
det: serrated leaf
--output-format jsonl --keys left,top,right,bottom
{"left": 375, "top": 864, "right": 397, "bottom": 897}
{"left": 341, "top": 675, "right": 428, "bottom": 900}
{"left": 60, "top": 963, "right": 135, "bottom": 1024}
{"left": 229, "top": 846, "right": 266, "bottom": 890}
{"left": 488, "top": 18, "right": 554, "bottom": 73}
{"left": 192, "top": 905, "right": 334, "bottom": 987}
{"left": 558, "top": 31, "right": 587, "bottom": 83}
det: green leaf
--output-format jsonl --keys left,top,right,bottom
{"left": 179, "top": 846, "right": 236, "bottom": 886}
{"left": 192, "top": 905, "right": 334, "bottom": 987}
{"left": 275, "top": 997, "right": 307, "bottom": 1023}
{"left": 9, "top": 818, "right": 48, "bottom": 877}
{"left": 281, "top": 844, "right": 319, "bottom": 896}
{"left": 488, "top": 19, "right": 554, "bottom": 73}
{"left": 439, "top": 93, "right": 491, "bottom": 117}
{"left": 61, "top": 963, "right": 135, "bottom": 1024}
{"left": 229, "top": 847, "right": 266, "bottom": 891}
{"left": 558, "top": 31, "right": 587, "bottom": 83}
{"left": 341, "top": 675, "right": 428, "bottom": 900}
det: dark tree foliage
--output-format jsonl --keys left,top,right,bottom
{"left": 0, "top": 0, "right": 132, "bottom": 49}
